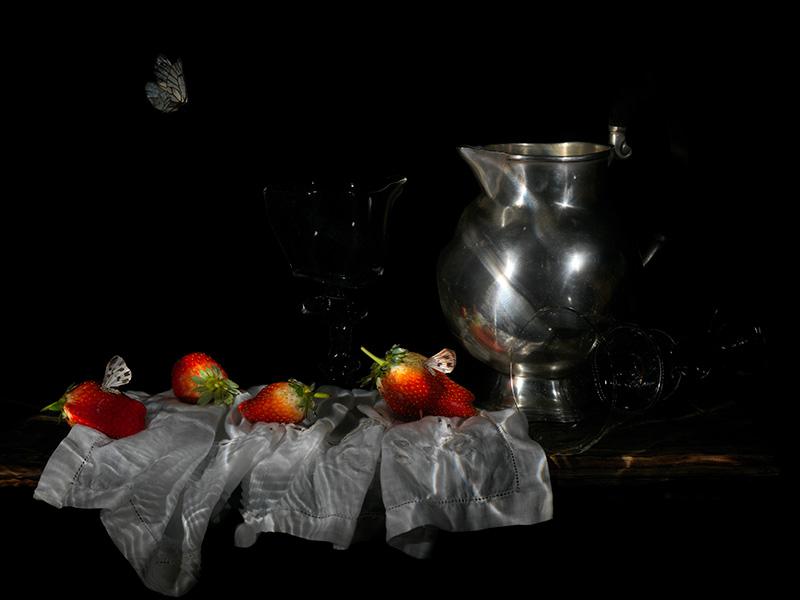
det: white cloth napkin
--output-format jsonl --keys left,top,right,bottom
{"left": 138, "top": 386, "right": 272, "bottom": 596}
{"left": 33, "top": 390, "right": 227, "bottom": 596}
{"left": 34, "top": 386, "right": 553, "bottom": 596}
{"left": 234, "top": 387, "right": 385, "bottom": 550}
{"left": 145, "top": 386, "right": 385, "bottom": 595}
{"left": 377, "top": 405, "right": 553, "bottom": 558}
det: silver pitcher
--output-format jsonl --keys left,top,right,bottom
{"left": 437, "top": 127, "right": 634, "bottom": 422}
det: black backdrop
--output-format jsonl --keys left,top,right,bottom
{"left": 3, "top": 21, "right": 789, "bottom": 597}
{"left": 5, "top": 36, "right": 709, "bottom": 409}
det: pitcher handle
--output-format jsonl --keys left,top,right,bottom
{"left": 608, "top": 124, "right": 633, "bottom": 163}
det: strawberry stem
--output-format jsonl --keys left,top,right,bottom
{"left": 41, "top": 385, "right": 73, "bottom": 414}
{"left": 40, "top": 398, "right": 66, "bottom": 413}
{"left": 360, "top": 346, "right": 386, "bottom": 366}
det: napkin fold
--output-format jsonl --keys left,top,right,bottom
{"left": 139, "top": 386, "right": 274, "bottom": 595}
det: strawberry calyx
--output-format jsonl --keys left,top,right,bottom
{"left": 359, "top": 345, "right": 407, "bottom": 387}
{"left": 40, "top": 383, "right": 77, "bottom": 421}
{"left": 191, "top": 366, "right": 240, "bottom": 406}
{"left": 287, "top": 379, "right": 329, "bottom": 419}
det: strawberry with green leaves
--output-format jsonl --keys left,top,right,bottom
{"left": 238, "top": 379, "right": 329, "bottom": 424}
{"left": 171, "top": 352, "right": 240, "bottom": 406}
{"left": 360, "top": 345, "right": 476, "bottom": 419}
{"left": 41, "top": 356, "right": 146, "bottom": 439}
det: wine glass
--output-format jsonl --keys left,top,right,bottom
{"left": 264, "top": 175, "right": 406, "bottom": 386}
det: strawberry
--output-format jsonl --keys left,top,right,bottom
{"left": 171, "top": 352, "right": 239, "bottom": 406}
{"left": 238, "top": 379, "right": 329, "bottom": 424}
{"left": 432, "top": 371, "right": 478, "bottom": 418}
{"left": 360, "top": 345, "right": 441, "bottom": 419}
{"left": 41, "top": 356, "right": 146, "bottom": 439}
{"left": 360, "top": 345, "right": 477, "bottom": 419}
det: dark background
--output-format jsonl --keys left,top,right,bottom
{"left": 6, "top": 35, "right": 714, "bottom": 406}
{"left": 2, "top": 22, "right": 788, "bottom": 596}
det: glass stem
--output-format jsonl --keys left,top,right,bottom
{"left": 328, "top": 318, "right": 354, "bottom": 364}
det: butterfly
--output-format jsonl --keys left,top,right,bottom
{"left": 145, "top": 55, "right": 187, "bottom": 113}
{"left": 101, "top": 355, "right": 132, "bottom": 393}
{"left": 425, "top": 348, "right": 457, "bottom": 374}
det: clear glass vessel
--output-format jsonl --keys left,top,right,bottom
{"left": 265, "top": 176, "right": 406, "bottom": 386}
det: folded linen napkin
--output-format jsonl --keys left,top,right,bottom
{"left": 376, "top": 405, "right": 553, "bottom": 558}
{"left": 154, "top": 386, "right": 384, "bottom": 595}
{"left": 34, "top": 389, "right": 227, "bottom": 596}
{"left": 136, "top": 386, "right": 274, "bottom": 595}
{"left": 234, "top": 387, "right": 385, "bottom": 550}
{"left": 34, "top": 386, "right": 553, "bottom": 595}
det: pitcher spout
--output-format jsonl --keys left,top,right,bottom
{"left": 458, "top": 146, "right": 509, "bottom": 199}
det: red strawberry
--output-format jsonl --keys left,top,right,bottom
{"left": 432, "top": 371, "right": 478, "bottom": 418}
{"left": 238, "top": 379, "right": 329, "bottom": 424}
{"left": 360, "top": 345, "right": 442, "bottom": 419}
{"left": 42, "top": 381, "right": 146, "bottom": 439}
{"left": 361, "top": 345, "right": 477, "bottom": 419}
{"left": 171, "top": 352, "right": 239, "bottom": 406}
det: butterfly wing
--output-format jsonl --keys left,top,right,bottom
{"left": 145, "top": 81, "right": 177, "bottom": 112}
{"left": 154, "top": 56, "right": 186, "bottom": 103}
{"left": 426, "top": 348, "right": 456, "bottom": 374}
{"left": 102, "top": 355, "right": 132, "bottom": 392}
{"left": 146, "top": 55, "right": 187, "bottom": 113}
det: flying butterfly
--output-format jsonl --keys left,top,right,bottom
{"left": 101, "top": 355, "right": 132, "bottom": 393}
{"left": 145, "top": 54, "right": 187, "bottom": 113}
